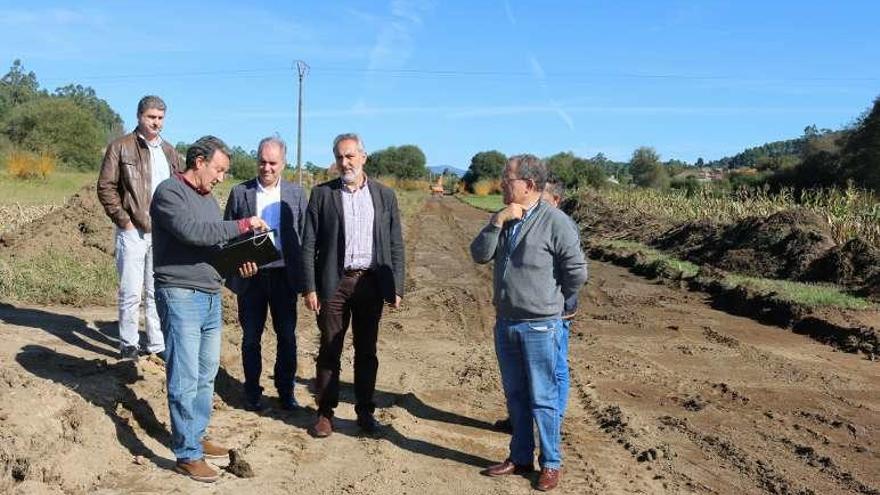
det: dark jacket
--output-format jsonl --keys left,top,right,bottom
{"left": 97, "top": 130, "right": 183, "bottom": 232}
{"left": 302, "top": 177, "right": 405, "bottom": 304}
{"left": 223, "top": 178, "right": 308, "bottom": 295}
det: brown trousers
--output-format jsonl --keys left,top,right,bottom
{"left": 314, "top": 270, "right": 384, "bottom": 418}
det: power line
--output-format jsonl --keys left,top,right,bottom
{"left": 40, "top": 65, "right": 880, "bottom": 84}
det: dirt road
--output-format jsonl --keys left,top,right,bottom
{"left": 1, "top": 196, "right": 878, "bottom": 494}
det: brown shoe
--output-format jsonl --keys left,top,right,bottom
{"left": 536, "top": 467, "right": 561, "bottom": 491}
{"left": 481, "top": 459, "right": 535, "bottom": 477}
{"left": 310, "top": 414, "right": 333, "bottom": 438}
{"left": 174, "top": 458, "right": 219, "bottom": 483}
{"left": 201, "top": 439, "right": 230, "bottom": 459}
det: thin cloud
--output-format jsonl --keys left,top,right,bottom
{"left": 503, "top": 0, "right": 516, "bottom": 25}
{"left": 528, "top": 53, "right": 575, "bottom": 131}
{"left": 367, "top": 0, "right": 434, "bottom": 70}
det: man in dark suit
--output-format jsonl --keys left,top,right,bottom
{"left": 224, "top": 136, "right": 308, "bottom": 412}
{"left": 302, "top": 132, "right": 405, "bottom": 437}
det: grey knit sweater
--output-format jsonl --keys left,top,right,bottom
{"left": 151, "top": 176, "right": 242, "bottom": 292}
{"left": 470, "top": 201, "right": 587, "bottom": 321}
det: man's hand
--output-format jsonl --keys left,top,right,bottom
{"left": 248, "top": 216, "right": 269, "bottom": 232}
{"left": 304, "top": 291, "right": 321, "bottom": 314}
{"left": 390, "top": 295, "right": 402, "bottom": 309}
{"left": 238, "top": 261, "right": 258, "bottom": 278}
{"left": 492, "top": 203, "right": 524, "bottom": 227}
{"left": 562, "top": 309, "right": 577, "bottom": 320}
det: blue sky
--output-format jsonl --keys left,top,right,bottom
{"left": 1, "top": 0, "right": 878, "bottom": 169}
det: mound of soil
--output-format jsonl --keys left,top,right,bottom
{"left": 807, "top": 238, "right": 880, "bottom": 293}
{"left": 566, "top": 194, "right": 673, "bottom": 243}
{"left": 654, "top": 209, "right": 837, "bottom": 281}
{"left": 0, "top": 184, "right": 114, "bottom": 258}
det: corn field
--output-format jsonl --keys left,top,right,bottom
{"left": 593, "top": 184, "right": 880, "bottom": 246}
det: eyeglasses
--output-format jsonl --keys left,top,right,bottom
{"left": 501, "top": 177, "right": 527, "bottom": 185}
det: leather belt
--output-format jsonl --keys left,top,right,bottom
{"left": 343, "top": 268, "right": 372, "bottom": 277}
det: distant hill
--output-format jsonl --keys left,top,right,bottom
{"left": 428, "top": 165, "right": 467, "bottom": 176}
{"left": 707, "top": 136, "right": 806, "bottom": 169}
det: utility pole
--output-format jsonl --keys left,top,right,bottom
{"left": 295, "top": 60, "right": 309, "bottom": 186}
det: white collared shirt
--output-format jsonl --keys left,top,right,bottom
{"left": 256, "top": 179, "right": 285, "bottom": 268}
{"left": 342, "top": 178, "right": 374, "bottom": 270}
{"left": 144, "top": 135, "right": 170, "bottom": 195}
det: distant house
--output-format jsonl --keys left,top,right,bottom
{"left": 673, "top": 168, "right": 726, "bottom": 183}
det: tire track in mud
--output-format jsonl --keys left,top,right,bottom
{"left": 575, "top": 256, "right": 880, "bottom": 494}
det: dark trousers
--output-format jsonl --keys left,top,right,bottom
{"left": 237, "top": 268, "right": 298, "bottom": 402}
{"left": 315, "top": 270, "right": 384, "bottom": 418}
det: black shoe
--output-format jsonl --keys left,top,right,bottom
{"left": 120, "top": 345, "right": 140, "bottom": 362}
{"left": 244, "top": 398, "right": 264, "bottom": 412}
{"left": 279, "top": 395, "right": 300, "bottom": 411}
{"left": 494, "top": 418, "right": 513, "bottom": 433}
{"left": 357, "top": 413, "right": 381, "bottom": 434}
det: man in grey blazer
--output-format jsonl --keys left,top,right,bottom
{"left": 301, "top": 133, "right": 405, "bottom": 438}
{"left": 224, "top": 136, "right": 308, "bottom": 412}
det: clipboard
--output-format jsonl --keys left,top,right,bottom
{"left": 210, "top": 229, "right": 281, "bottom": 277}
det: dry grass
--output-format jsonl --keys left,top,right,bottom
{"left": 6, "top": 149, "right": 56, "bottom": 180}
{"left": 595, "top": 184, "right": 880, "bottom": 246}
{"left": 472, "top": 179, "right": 500, "bottom": 196}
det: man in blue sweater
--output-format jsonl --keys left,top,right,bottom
{"left": 151, "top": 135, "right": 267, "bottom": 483}
{"left": 471, "top": 155, "right": 587, "bottom": 492}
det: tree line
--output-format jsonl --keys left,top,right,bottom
{"left": 0, "top": 60, "right": 123, "bottom": 170}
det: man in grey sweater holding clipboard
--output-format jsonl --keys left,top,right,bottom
{"left": 151, "top": 135, "right": 268, "bottom": 483}
{"left": 224, "top": 136, "right": 308, "bottom": 413}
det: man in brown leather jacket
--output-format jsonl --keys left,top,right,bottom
{"left": 97, "top": 95, "right": 183, "bottom": 361}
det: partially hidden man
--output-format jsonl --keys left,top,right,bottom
{"left": 224, "top": 136, "right": 308, "bottom": 412}
{"left": 97, "top": 95, "right": 183, "bottom": 361}
{"left": 301, "top": 133, "right": 405, "bottom": 438}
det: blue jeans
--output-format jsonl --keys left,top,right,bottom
{"left": 156, "top": 287, "right": 222, "bottom": 462}
{"left": 495, "top": 318, "right": 562, "bottom": 469}
{"left": 557, "top": 320, "right": 570, "bottom": 417}
{"left": 237, "top": 269, "right": 298, "bottom": 402}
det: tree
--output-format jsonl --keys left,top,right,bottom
{"left": 4, "top": 97, "right": 103, "bottom": 170}
{"left": 0, "top": 60, "right": 41, "bottom": 115}
{"left": 54, "top": 84, "right": 124, "bottom": 142}
{"left": 629, "top": 146, "right": 669, "bottom": 189}
{"left": 365, "top": 145, "right": 427, "bottom": 179}
{"left": 462, "top": 150, "right": 506, "bottom": 190}
{"left": 545, "top": 152, "right": 578, "bottom": 186}
{"left": 228, "top": 146, "right": 257, "bottom": 180}
{"left": 838, "top": 95, "right": 880, "bottom": 190}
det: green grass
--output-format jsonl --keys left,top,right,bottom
{"left": 0, "top": 248, "right": 116, "bottom": 306}
{"left": 595, "top": 238, "right": 872, "bottom": 310}
{"left": 723, "top": 274, "right": 873, "bottom": 310}
{"left": 459, "top": 194, "right": 503, "bottom": 212}
{"left": 0, "top": 170, "right": 94, "bottom": 205}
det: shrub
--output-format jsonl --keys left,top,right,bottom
{"left": 472, "top": 179, "right": 494, "bottom": 196}
{"left": 5, "top": 149, "right": 55, "bottom": 180}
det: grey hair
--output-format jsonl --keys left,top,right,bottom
{"left": 508, "top": 154, "right": 548, "bottom": 191}
{"left": 137, "top": 95, "right": 166, "bottom": 116}
{"left": 185, "top": 135, "right": 231, "bottom": 170}
{"left": 543, "top": 179, "right": 565, "bottom": 199}
{"left": 257, "top": 135, "right": 287, "bottom": 160}
{"left": 332, "top": 133, "right": 366, "bottom": 157}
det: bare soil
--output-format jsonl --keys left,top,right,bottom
{"left": 1, "top": 196, "right": 879, "bottom": 494}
